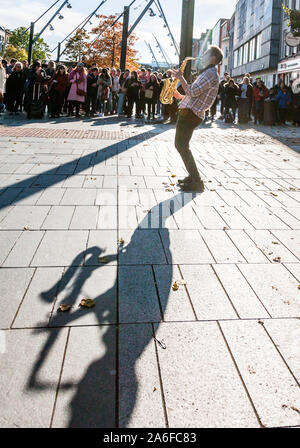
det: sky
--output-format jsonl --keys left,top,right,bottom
{"left": 0, "top": 0, "right": 236, "bottom": 63}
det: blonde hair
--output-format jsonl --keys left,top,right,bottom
{"left": 14, "top": 61, "right": 23, "bottom": 70}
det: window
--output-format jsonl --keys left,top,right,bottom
{"left": 234, "top": 50, "right": 238, "bottom": 68}
{"left": 249, "top": 38, "right": 255, "bottom": 61}
{"left": 238, "top": 46, "right": 243, "bottom": 66}
{"left": 256, "top": 33, "right": 262, "bottom": 59}
{"left": 243, "top": 42, "right": 249, "bottom": 64}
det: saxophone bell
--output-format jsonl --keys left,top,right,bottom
{"left": 159, "top": 57, "right": 195, "bottom": 105}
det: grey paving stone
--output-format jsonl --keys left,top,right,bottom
{"left": 263, "top": 318, "right": 300, "bottom": 383}
{"left": 85, "top": 230, "right": 117, "bottom": 266}
{"left": 97, "top": 206, "right": 117, "bottom": 229}
{"left": 271, "top": 230, "right": 300, "bottom": 260}
{"left": 0, "top": 327, "right": 68, "bottom": 427}
{"left": 180, "top": 265, "right": 237, "bottom": 320}
{"left": 213, "top": 264, "right": 270, "bottom": 318}
{"left": 119, "top": 323, "right": 165, "bottom": 427}
{"left": 11, "top": 188, "right": 44, "bottom": 205}
{"left": 118, "top": 176, "right": 146, "bottom": 189}
{"left": 0, "top": 188, "right": 23, "bottom": 205}
{"left": 52, "top": 326, "right": 116, "bottom": 428}
{"left": 0, "top": 268, "right": 34, "bottom": 328}
{"left": 41, "top": 206, "right": 74, "bottom": 230}
{"left": 34, "top": 174, "right": 66, "bottom": 188}
{"left": 199, "top": 230, "right": 246, "bottom": 263}
{"left": 69, "top": 206, "right": 98, "bottom": 230}
{"left": 63, "top": 176, "right": 85, "bottom": 188}
{"left": 50, "top": 265, "right": 117, "bottom": 327}
{"left": 119, "top": 265, "right": 161, "bottom": 323}
{"left": 193, "top": 206, "right": 227, "bottom": 229}
{"left": 118, "top": 229, "right": 167, "bottom": 265}
{"left": 160, "top": 229, "right": 214, "bottom": 264}
{"left": 31, "top": 230, "right": 88, "bottom": 267}
{"left": 238, "top": 264, "right": 300, "bottom": 317}
{"left": 155, "top": 321, "right": 259, "bottom": 427}
{"left": 0, "top": 230, "right": 21, "bottom": 265}
{"left": 237, "top": 206, "right": 290, "bottom": 230}
{"left": 245, "top": 230, "right": 299, "bottom": 263}
{"left": 3, "top": 231, "right": 44, "bottom": 267}
{"left": 60, "top": 188, "right": 97, "bottom": 206}
{"left": 220, "top": 320, "right": 300, "bottom": 427}
{"left": 154, "top": 265, "right": 196, "bottom": 321}
{"left": 83, "top": 176, "right": 104, "bottom": 189}
{"left": 95, "top": 189, "right": 117, "bottom": 206}
{"left": 13, "top": 267, "right": 64, "bottom": 328}
{"left": 36, "top": 188, "right": 66, "bottom": 205}
{"left": 283, "top": 263, "right": 300, "bottom": 281}
{"left": 226, "top": 230, "right": 269, "bottom": 263}
{"left": 272, "top": 208, "right": 300, "bottom": 230}
{"left": 119, "top": 205, "right": 138, "bottom": 229}
{"left": 0, "top": 205, "right": 50, "bottom": 230}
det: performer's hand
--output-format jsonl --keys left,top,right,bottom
{"left": 174, "top": 90, "right": 184, "bottom": 100}
{"left": 171, "top": 69, "right": 182, "bottom": 80}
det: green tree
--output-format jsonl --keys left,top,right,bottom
{"left": 4, "top": 45, "right": 28, "bottom": 61}
{"left": 9, "top": 27, "right": 51, "bottom": 61}
{"left": 63, "top": 28, "right": 89, "bottom": 62}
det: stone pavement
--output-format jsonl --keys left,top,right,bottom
{"left": 0, "top": 114, "right": 299, "bottom": 428}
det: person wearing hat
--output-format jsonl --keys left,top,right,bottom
{"left": 67, "top": 62, "right": 87, "bottom": 117}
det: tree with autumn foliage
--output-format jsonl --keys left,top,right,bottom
{"left": 83, "top": 15, "right": 140, "bottom": 71}
{"left": 64, "top": 28, "right": 90, "bottom": 62}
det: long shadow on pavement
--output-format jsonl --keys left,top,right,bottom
{"left": 26, "top": 191, "right": 196, "bottom": 427}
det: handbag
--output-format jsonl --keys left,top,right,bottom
{"left": 145, "top": 88, "right": 154, "bottom": 99}
{"left": 77, "top": 87, "right": 86, "bottom": 97}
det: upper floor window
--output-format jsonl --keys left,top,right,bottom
{"left": 256, "top": 33, "right": 262, "bottom": 59}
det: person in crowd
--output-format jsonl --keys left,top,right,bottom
{"left": 218, "top": 72, "right": 230, "bottom": 119}
{"left": 161, "top": 70, "right": 178, "bottom": 124}
{"left": 139, "top": 68, "right": 148, "bottom": 116}
{"left": 253, "top": 79, "right": 269, "bottom": 124}
{"left": 46, "top": 61, "right": 56, "bottom": 79}
{"left": 0, "top": 61, "right": 6, "bottom": 114}
{"left": 292, "top": 88, "right": 300, "bottom": 126}
{"left": 86, "top": 67, "right": 99, "bottom": 117}
{"left": 48, "top": 64, "right": 69, "bottom": 118}
{"left": 238, "top": 76, "right": 253, "bottom": 123}
{"left": 118, "top": 69, "right": 130, "bottom": 116}
{"left": 21, "top": 60, "right": 30, "bottom": 78}
{"left": 145, "top": 73, "right": 160, "bottom": 122}
{"left": 110, "top": 68, "right": 120, "bottom": 115}
{"left": 67, "top": 62, "right": 87, "bottom": 118}
{"left": 276, "top": 85, "right": 292, "bottom": 125}
{"left": 97, "top": 68, "right": 111, "bottom": 117}
{"left": 224, "top": 78, "right": 239, "bottom": 123}
{"left": 124, "top": 71, "right": 142, "bottom": 119}
{"left": 5, "top": 61, "right": 26, "bottom": 115}
{"left": 24, "top": 60, "right": 48, "bottom": 115}
{"left": 6, "top": 58, "right": 17, "bottom": 75}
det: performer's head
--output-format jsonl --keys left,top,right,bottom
{"left": 202, "top": 46, "right": 224, "bottom": 68}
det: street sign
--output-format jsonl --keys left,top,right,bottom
{"left": 285, "top": 32, "right": 300, "bottom": 47}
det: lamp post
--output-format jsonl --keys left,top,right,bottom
{"left": 180, "top": 0, "right": 195, "bottom": 79}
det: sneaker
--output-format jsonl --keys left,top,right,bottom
{"left": 177, "top": 176, "right": 192, "bottom": 185}
{"left": 180, "top": 179, "right": 205, "bottom": 193}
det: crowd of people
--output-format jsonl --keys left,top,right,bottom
{"left": 211, "top": 72, "right": 300, "bottom": 126}
{"left": 0, "top": 58, "right": 181, "bottom": 123}
{"left": 0, "top": 57, "right": 299, "bottom": 126}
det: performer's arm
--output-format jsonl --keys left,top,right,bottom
{"left": 172, "top": 69, "right": 212, "bottom": 98}
{"left": 174, "top": 90, "right": 184, "bottom": 100}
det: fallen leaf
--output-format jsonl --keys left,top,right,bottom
{"left": 172, "top": 281, "right": 179, "bottom": 291}
{"left": 58, "top": 304, "right": 72, "bottom": 312}
{"left": 171, "top": 174, "right": 176, "bottom": 178}
{"left": 80, "top": 298, "right": 96, "bottom": 308}
{"left": 118, "top": 238, "right": 125, "bottom": 245}
{"left": 98, "top": 256, "right": 111, "bottom": 264}
{"left": 273, "top": 257, "right": 281, "bottom": 263}
{"left": 153, "top": 387, "right": 157, "bottom": 392}
{"left": 23, "top": 226, "right": 30, "bottom": 231}
{"left": 272, "top": 241, "right": 279, "bottom": 245}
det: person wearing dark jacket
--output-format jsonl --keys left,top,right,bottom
{"left": 125, "top": 71, "right": 142, "bottom": 118}
{"left": 49, "top": 65, "right": 69, "bottom": 118}
{"left": 5, "top": 62, "right": 26, "bottom": 114}
{"left": 253, "top": 80, "right": 269, "bottom": 124}
{"left": 276, "top": 86, "right": 292, "bottom": 124}
{"left": 224, "top": 79, "right": 239, "bottom": 122}
{"left": 24, "top": 60, "right": 48, "bottom": 115}
{"left": 145, "top": 74, "right": 160, "bottom": 121}
{"left": 218, "top": 72, "right": 230, "bottom": 118}
{"left": 86, "top": 68, "right": 99, "bottom": 117}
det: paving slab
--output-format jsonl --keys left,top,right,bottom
{"left": 0, "top": 328, "right": 68, "bottom": 427}
{"left": 0, "top": 230, "right": 21, "bottom": 265}
{"left": 3, "top": 231, "right": 44, "bottom": 267}
{"left": 155, "top": 321, "right": 259, "bottom": 427}
{"left": 220, "top": 320, "right": 300, "bottom": 427}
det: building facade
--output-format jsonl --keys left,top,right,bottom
{"left": 0, "top": 25, "right": 10, "bottom": 56}
{"left": 277, "top": 0, "right": 300, "bottom": 87}
{"left": 220, "top": 19, "right": 230, "bottom": 78}
{"left": 230, "top": 0, "right": 283, "bottom": 87}
{"left": 193, "top": 29, "right": 212, "bottom": 72}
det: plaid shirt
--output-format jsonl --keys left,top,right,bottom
{"left": 179, "top": 67, "right": 219, "bottom": 119}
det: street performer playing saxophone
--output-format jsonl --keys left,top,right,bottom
{"left": 171, "top": 45, "right": 223, "bottom": 192}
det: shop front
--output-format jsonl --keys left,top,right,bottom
{"left": 277, "top": 55, "right": 300, "bottom": 88}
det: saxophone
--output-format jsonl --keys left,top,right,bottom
{"left": 160, "top": 57, "right": 195, "bottom": 105}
